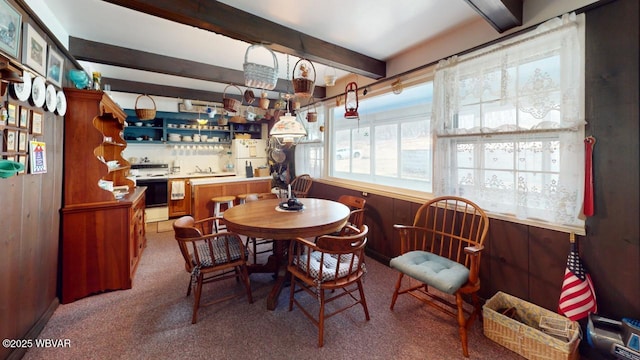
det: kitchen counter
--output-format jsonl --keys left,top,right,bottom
{"left": 187, "top": 175, "right": 271, "bottom": 185}
{"left": 189, "top": 176, "right": 273, "bottom": 219}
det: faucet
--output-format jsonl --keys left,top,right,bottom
{"left": 195, "top": 165, "right": 203, "bottom": 173}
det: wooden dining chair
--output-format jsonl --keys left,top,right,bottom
{"left": 244, "top": 192, "right": 278, "bottom": 264}
{"left": 173, "top": 216, "right": 253, "bottom": 324}
{"left": 337, "top": 194, "right": 367, "bottom": 234}
{"left": 389, "top": 196, "right": 489, "bottom": 357}
{"left": 290, "top": 174, "right": 313, "bottom": 198}
{"left": 288, "top": 225, "right": 370, "bottom": 347}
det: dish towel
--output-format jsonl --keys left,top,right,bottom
{"left": 171, "top": 180, "right": 185, "bottom": 200}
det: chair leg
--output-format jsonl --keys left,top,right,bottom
{"left": 192, "top": 274, "right": 203, "bottom": 324}
{"left": 358, "top": 279, "right": 371, "bottom": 320}
{"left": 240, "top": 265, "right": 253, "bottom": 304}
{"left": 288, "top": 273, "right": 296, "bottom": 311}
{"left": 456, "top": 293, "right": 470, "bottom": 357}
{"left": 318, "top": 289, "right": 326, "bottom": 347}
{"left": 390, "top": 273, "right": 405, "bottom": 310}
{"left": 186, "top": 278, "right": 192, "bottom": 297}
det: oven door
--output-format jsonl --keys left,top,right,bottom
{"left": 136, "top": 178, "right": 168, "bottom": 208}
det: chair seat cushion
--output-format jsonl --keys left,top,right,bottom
{"left": 293, "top": 251, "right": 360, "bottom": 282}
{"left": 193, "top": 235, "right": 244, "bottom": 267}
{"left": 389, "top": 251, "right": 469, "bottom": 294}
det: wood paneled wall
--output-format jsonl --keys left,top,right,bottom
{"left": 0, "top": 1, "right": 69, "bottom": 359}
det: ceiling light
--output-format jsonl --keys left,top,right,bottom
{"left": 269, "top": 112, "right": 307, "bottom": 146}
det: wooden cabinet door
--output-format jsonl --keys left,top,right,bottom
{"left": 168, "top": 178, "right": 191, "bottom": 217}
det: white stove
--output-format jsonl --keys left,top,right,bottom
{"left": 131, "top": 164, "right": 170, "bottom": 214}
{"left": 131, "top": 163, "right": 170, "bottom": 180}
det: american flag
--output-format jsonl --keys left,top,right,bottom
{"left": 558, "top": 236, "right": 597, "bottom": 321}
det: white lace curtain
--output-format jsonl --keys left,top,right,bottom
{"left": 433, "top": 13, "right": 586, "bottom": 229}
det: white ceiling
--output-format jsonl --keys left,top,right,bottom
{"left": 40, "top": 0, "right": 482, "bottom": 96}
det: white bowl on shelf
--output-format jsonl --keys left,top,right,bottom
{"left": 136, "top": 137, "right": 143, "bottom": 141}
{"left": 134, "top": 122, "right": 143, "bottom": 126}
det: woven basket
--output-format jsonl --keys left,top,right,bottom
{"left": 306, "top": 98, "right": 318, "bottom": 123}
{"left": 292, "top": 59, "right": 316, "bottom": 98}
{"left": 243, "top": 44, "right": 278, "bottom": 90}
{"left": 135, "top": 94, "right": 156, "bottom": 120}
{"left": 223, "top": 84, "right": 242, "bottom": 113}
{"left": 483, "top": 292, "right": 580, "bottom": 360}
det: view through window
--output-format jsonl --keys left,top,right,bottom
{"left": 330, "top": 82, "right": 434, "bottom": 193}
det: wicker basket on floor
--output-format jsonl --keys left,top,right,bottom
{"left": 483, "top": 291, "right": 581, "bottom": 360}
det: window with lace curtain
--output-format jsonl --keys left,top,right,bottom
{"left": 433, "top": 13, "right": 586, "bottom": 231}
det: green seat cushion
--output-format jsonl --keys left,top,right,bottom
{"left": 390, "top": 251, "right": 469, "bottom": 294}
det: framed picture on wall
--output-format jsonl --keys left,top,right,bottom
{"left": 0, "top": 0, "right": 21, "bottom": 60}
{"left": 30, "top": 110, "right": 43, "bottom": 135}
{"left": 17, "top": 154, "right": 27, "bottom": 174}
{"left": 46, "top": 47, "right": 64, "bottom": 87}
{"left": 3, "top": 129, "right": 16, "bottom": 152}
{"left": 29, "top": 140, "right": 46, "bottom": 174}
{"left": 19, "top": 106, "right": 28, "bottom": 129}
{"left": 17, "top": 131, "right": 27, "bottom": 152}
{"left": 23, "top": 23, "right": 47, "bottom": 76}
{"left": 6, "top": 102, "right": 17, "bottom": 126}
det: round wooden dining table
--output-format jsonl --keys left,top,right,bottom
{"left": 223, "top": 198, "right": 350, "bottom": 310}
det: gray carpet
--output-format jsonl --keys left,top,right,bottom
{"left": 24, "top": 230, "right": 522, "bottom": 360}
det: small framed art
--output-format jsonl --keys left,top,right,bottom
{"left": 29, "top": 140, "right": 46, "bottom": 174}
{"left": 17, "top": 154, "right": 27, "bottom": 174}
{"left": 6, "top": 102, "right": 17, "bottom": 126}
{"left": 3, "top": 128, "right": 17, "bottom": 152}
{"left": 23, "top": 23, "right": 47, "bottom": 76}
{"left": 46, "top": 46, "right": 64, "bottom": 87}
{"left": 0, "top": 0, "right": 21, "bottom": 59}
{"left": 17, "top": 131, "right": 27, "bottom": 152}
{"left": 30, "top": 110, "right": 43, "bottom": 135}
{"left": 19, "top": 106, "right": 28, "bottom": 129}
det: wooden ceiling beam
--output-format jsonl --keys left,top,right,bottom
{"left": 103, "top": 77, "right": 284, "bottom": 105}
{"left": 101, "top": 0, "right": 386, "bottom": 79}
{"left": 463, "top": 0, "right": 523, "bottom": 33}
{"left": 70, "top": 37, "right": 326, "bottom": 100}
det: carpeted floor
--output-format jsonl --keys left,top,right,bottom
{"left": 23, "top": 229, "right": 523, "bottom": 360}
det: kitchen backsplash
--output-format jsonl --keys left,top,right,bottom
{"left": 123, "top": 144, "right": 231, "bottom": 175}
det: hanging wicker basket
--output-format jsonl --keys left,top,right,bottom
{"left": 306, "top": 98, "right": 318, "bottom": 123}
{"left": 135, "top": 94, "right": 156, "bottom": 120}
{"left": 243, "top": 44, "right": 279, "bottom": 90}
{"left": 292, "top": 59, "right": 316, "bottom": 98}
{"left": 222, "top": 84, "right": 243, "bottom": 113}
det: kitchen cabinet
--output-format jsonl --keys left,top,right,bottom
{"left": 60, "top": 88, "right": 146, "bottom": 304}
{"left": 191, "top": 178, "right": 271, "bottom": 220}
{"left": 168, "top": 178, "right": 191, "bottom": 217}
{"left": 123, "top": 110, "right": 266, "bottom": 144}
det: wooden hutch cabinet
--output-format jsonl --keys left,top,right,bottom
{"left": 60, "top": 88, "right": 147, "bottom": 304}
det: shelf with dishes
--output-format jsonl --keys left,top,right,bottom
{"left": 123, "top": 109, "right": 243, "bottom": 144}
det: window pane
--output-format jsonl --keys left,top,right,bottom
{"left": 330, "top": 81, "right": 433, "bottom": 193}
{"left": 374, "top": 124, "right": 397, "bottom": 176}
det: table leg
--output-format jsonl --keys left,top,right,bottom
{"left": 246, "top": 239, "right": 289, "bottom": 310}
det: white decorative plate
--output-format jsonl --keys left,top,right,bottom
{"left": 31, "top": 76, "right": 46, "bottom": 108}
{"left": 11, "top": 72, "right": 32, "bottom": 101}
{"left": 45, "top": 84, "right": 57, "bottom": 112}
{"left": 56, "top": 90, "right": 67, "bottom": 116}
